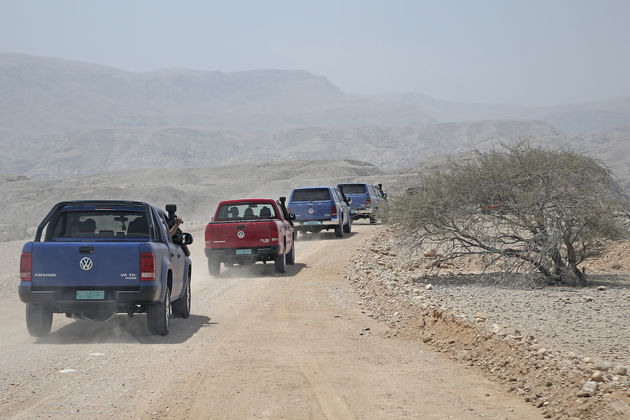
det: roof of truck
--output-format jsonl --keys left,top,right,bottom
{"left": 290, "top": 186, "right": 335, "bottom": 191}
{"left": 217, "top": 198, "right": 277, "bottom": 206}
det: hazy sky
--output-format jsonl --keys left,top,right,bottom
{"left": 1, "top": 0, "right": 629, "bottom": 106}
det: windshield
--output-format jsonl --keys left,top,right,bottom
{"left": 338, "top": 184, "right": 367, "bottom": 194}
{"left": 215, "top": 203, "right": 277, "bottom": 221}
{"left": 291, "top": 188, "right": 331, "bottom": 202}
{"left": 51, "top": 211, "right": 149, "bottom": 239}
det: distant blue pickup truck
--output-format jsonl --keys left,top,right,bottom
{"left": 287, "top": 186, "right": 352, "bottom": 237}
{"left": 337, "top": 183, "right": 387, "bottom": 224}
{"left": 18, "top": 201, "right": 193, "bottom": 336}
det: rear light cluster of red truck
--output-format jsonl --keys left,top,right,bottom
{"left": 205, "top": 224, "right": 212, "bottom": 247}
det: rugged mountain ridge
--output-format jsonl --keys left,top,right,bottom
{"left": 2, "top": 53, "right": 630, "bottom": 134}
{"left": 0, "top": 53, "right": 434, "bottom": 132}
{"left": 3, "top": 120, "right": 560, "bottom": 178}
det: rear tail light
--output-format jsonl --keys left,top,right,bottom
{"left": 20, "top": 252, "right": 32, "bottom": 282}
{"left": 331, "top": 204, "right": 337, "bottom": 218}
{"left": 205, "top": 224, "right": 212, "bottom": 247}
{"left": 366, "top": 198, "right": 371, "bottom": 206}
{"left": 140, "top": 252, "right": 155, "bottom": 281}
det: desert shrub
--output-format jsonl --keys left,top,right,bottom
{"left": 391, "top": 141, "right": 629, "bottom": 285}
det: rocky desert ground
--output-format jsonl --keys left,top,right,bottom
{"left": 347, "top": 227, "right": 630, "bottom": 419}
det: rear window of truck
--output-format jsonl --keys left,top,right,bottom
{"left": 51, "top": 211, "right": 150, "bottom": 239}
{"left": 338, "top": 184, "right": 367, "bottom": 194}
{"left": 215, "top": 203, "right": 277, "bottom": 221}
{"left": 291, "top": 188, "right": 331, "bottom": 202}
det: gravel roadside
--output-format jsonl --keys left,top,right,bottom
{"left": 347, "top": 226, "right": 630, "bottom": 419}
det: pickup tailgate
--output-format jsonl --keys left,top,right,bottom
{"left": 31, "top": 242, "right": 142, "bottom": 288}
{"left": 207, "top": 221, "right": 278, "bottom": 248}
{"left": 290, "top": 201, "right": 333, "bottom": 221}
{"left": 345, "top": 193, "right": 368, "bottom": 209}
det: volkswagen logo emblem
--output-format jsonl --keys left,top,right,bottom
{"left": 79, "top": 257, "right": 93, "bottom": 271}
{"left": 237, "top": 231, "right": 245, "bottom": 239}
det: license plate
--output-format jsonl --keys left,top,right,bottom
{"left": 235, "top": 249, "right": 252, "bottom": 255}
{"left": 304, "top": 221, "right": 321, "bottom": 225}
{"left": 76, "top": 290, "right": 105, "bottom": 300}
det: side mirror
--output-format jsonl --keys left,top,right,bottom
{"left": 288, "top": 213, "right": 296, "bottom": 221}
{"left": 181, "top": 232, "right": 193, "bottom": 245}
{"left": 165, "top": 204, "right": 177, "bottom": 213}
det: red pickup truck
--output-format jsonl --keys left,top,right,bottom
{"left": 204, "top": 198, "right": 296, "bottom": 275}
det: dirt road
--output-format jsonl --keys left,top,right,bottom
{"left": 0, "top": 224, "right": 541, "bottom": 419}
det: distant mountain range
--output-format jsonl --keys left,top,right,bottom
{"left": 0, "top": 53, "right": 436, "bottom": 132}
{"left": 0, "top": 53, "right": 628, "bottom": 191}
{"left": 1, "top": 120, "right": 560, "bottom": 177}
{"left": 2, "top": 53, "right": 629, "bottom": 134}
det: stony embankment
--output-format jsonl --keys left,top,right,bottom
{"left": 346, "top": 227, "right": 630, "bottom": 419}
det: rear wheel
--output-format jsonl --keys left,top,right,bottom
{"left": 343, "top": 219, "right": 352, "bottom": 233}
{"left": 26, "top": 304, "right": 53, "bottom": 337}
{"left": 275, "top": 248, "right": 287, "bottom": 273}
{"left": 369, "top": 215, "right": 377, "bottom": 224}
{"left": 172, "top": 277, "right": 191, "bottom": 318}
{"left": 286, "top": 235, "right": 296, "bottom": 265}
{"left": 334, "top": 223, "right": 344, "bottom": 237}
{"left": 208, "top": 258, "right": 220, "bottom": 276}
{"left": 147, "top": 287, "right": 171, "bottom": 336}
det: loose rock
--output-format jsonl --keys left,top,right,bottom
{"left": 591, "top": 371, "right": 605, "bottom": 383}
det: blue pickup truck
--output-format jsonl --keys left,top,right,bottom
{"left": 287, "top": 186, "right": 351, "bottom": 237}
{"left": 337, "top": 183, "right": 387, "bottom": 223}
{"left": 18, "top": 200, "right": 193, "bottom": 336}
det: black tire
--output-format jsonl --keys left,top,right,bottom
{"left": 275, "top": 248, "right": 287, "bottom": 273}
{"left": 172, "top": 277, "right": 191, "bottom": 319}
{"left": 286, "top": 235, "right": 296, "bottom": 265}
{"left": 334, "top": 223, "right": 344, "bottom": 237}
{"left": 343, "top": 219, "right": 352, "bottom": 233}
{"left": 208, "top": 258, "right": 220, "bottom": 276}
{"left": 147, "top": 287, "right": 171, "bottom": 336}
{"left": 369, "top": 215, "right": 377, "bottom": 224}
{"left": 26, "top": 304, "right": 53, "bottom": 337}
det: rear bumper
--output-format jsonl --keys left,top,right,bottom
{"left": 350, "top": 207, "right": 375, "bottom": 219}
{"left": 205, "top": 245, "right": 281, "bottom": 261}
{"left": 294, "top": 219, "right": 339, "bottom": 228}
{"left": 18, "top": 282, "right": 161, "bottom": 311}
